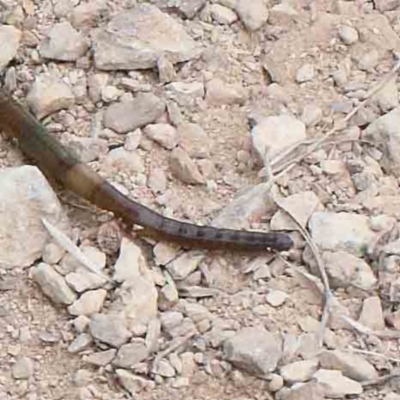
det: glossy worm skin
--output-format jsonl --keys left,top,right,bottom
{"left": 0, "top": 89, "right": 293, "bottom": 251}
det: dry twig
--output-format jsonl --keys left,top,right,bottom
{"left": 42, "top": 218, "right": 110, "bottom": 282}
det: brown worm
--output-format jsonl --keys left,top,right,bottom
{"left": 0, "top": 89, "right": 293, "bottom": 251}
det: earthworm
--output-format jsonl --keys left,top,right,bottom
{"left": 0, "top": 89, "right": 293, "bottom": 251}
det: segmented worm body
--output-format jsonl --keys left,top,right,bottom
{"left": 0, "top": 89, "right": 293, "bottom": 251}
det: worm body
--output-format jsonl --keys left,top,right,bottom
{"left": 0, "top": 90, "right": 293, "bottom": 251}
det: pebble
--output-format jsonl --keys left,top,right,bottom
{"left": 89, "top": 313, "right": 132, "bottom": 348}
{"left": 205, "top": 78, "right": 246, "bottom": 106}
{"left": 319, "top": 251, "right": 377, "bottom": 291}
{"left": 223, "top": 327, "right": 282, "bottom": 376}
{"left": 116, "top": 369, "right": 155, "bottom": 395}
{"left": 268, "top": 373, "right": 284, "bottom": 392}
{"left": 147, "top": 168, "right": 168, "bottom": 193}
{"left": 234, "top": 0, "right": 269, "bottom": 31}
{"left": 32, "top": 263, "right": 77, "bottom": 305}
{"left": 319, "top": 350, "right": 378, "bottom": 381}
{"left": 84, "top": 349, "right": 117, "bottom": 367}
{"left": 73, "top": 315, "right": 90, "bottom": 333}
{"left": 358, "top": 296, "right": 385, "bottom": 331}
{"left": 210, "top": 4, "right": 238, "bottom": 24}
{"left": 166, "top": 81, "right": 205, "bottom": 107}
{"left": 153, "top": 358, "right": 176, "bottom": 377}
{"left": 0, "top": 25, "right": 21, "bottom": 71}
{"left": 169, "top": 147, "right": 205, "bottom": 185}
{"left": 144, "top": 123, "right": 178, "bottom": 150}
{"left": 338, "top": 25, "right": 359, "bottom": 45}
{"left": 27, "top": 74, "right": 75, "bottom": 119}
{"left": 68, "top": 333, "right": 93, "bottom": 353}
{"left": 103, "top": 93, "right": 165, "bottom": 134}
{"left": 68, "top": 289, "right": 107, "bottom": 316}
{"left": 300, "top": 104, "right": 323, "bottom": 127}
{"left": 12, "top": 357, "right": 34, "bottom": 380}
{"left": 313, "top": 369, "right": 363, "bottom": 397}
{"left": 251, "top": 115, "right": 306, "bottom": 163}
{"left": 266, "top": 290, "right": 288, "bottom": 307}
{"left": 39, "top": 21, "right": 89, "bottom": 61}
{"left": 165, "top": 250, "right": 205, "bottom": 280}
{"left": 296, "top": 64, "right": 315, "bottom": 83}
{"left": 271, "top": 191, "right": 322, "bottom": 231}
{"left": 308, "top": 212, "right": 377, "bottom": 256}
{"left": 113, "top": 339, "right": 149, "bottom": 368}
{"left": 177, "top": 123, "right": 210, "bottom": 159}
{"left": 280, "top": 359, "right": 319, "bottom": 383}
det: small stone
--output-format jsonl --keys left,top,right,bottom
{"left": 205, "top": 78, "right": 246, "bottom": 106}
{"left": 158, "top": 278, "right": 179, "bottom": 310}
{"left": 223, "top": 327, "right": 282, "bottom": 376}
{"left": 12, "top": 357, "right": 34, "bottom": 379}
{"left": 271, "top": 191, "right": 321, "bottom": 231}
{"left": 280, "top": 359, "right": 319, "bottom": 383}
{"left": 169, "top": 147, "right": 205, "bottom": 184}
{"left": 180, "top": 352, "right": 196, "bottom": 377}
{"left": 300, "top": 104, "right": 323, "bottom": 127}
{"left": 177, "top": 123, "right": 210, "bottom": 159}
{"left": 338, "top": 25, "right": 359, "bottom": 45}
{"left": 308, "top": 212, "right": 377, "bottom": 256}
{"left": 166, "top": 251, "right": 205, "bottom": 280}
{"left": 286, "top": 381, "right": 326, "bottom": 400}
{"left": 357, "top": 49, "right": 380, "bottom": 71}
{"left": 235, "top": 0, "right": 268, "bottom": 31}
{"left": 110, "top": 238, "right": 158, "bottom": 328}
{"left": 251, "top": 115, "right": 306, "bottom": 163}
{"left": 101, "top": 85, "right": 122, "bottom": 103}
{"left": 116, "top": 369, "right": 155, "bottom": 395}
{"left": 27, "top": 74, "right": 75, "bottom": 119}
{"left": 148, "top": 168, "right": 167, "bottom": 194}
{"left": 39, "top": 21, "right": 89, "bottom": 61}
{"left": 124, "top": 129, "right": 142, "bottom": 152}
{"left": 296, "top": 64, "right": 315, "bottom": 83}
{"left": 266, "top": 290, "right": 288, "bottom": 307}
{"left": 160, "top": 311, "right": 184, "bottom": 334}
{"left": 166, "top": 81, "right": 204, "bottom": 107}
{"left": 73, "top": 315, "right": 90, "bottom": 333}
{"left": 68, "top": 333, "right": 93, "bottom": 353}
{"left": 313, "top": 369, "right": 363, "bottom": 397}
{"left": 143, "top": 123, "right": 178, "bottom": 150}
{"left": 210, "top": 4, "right": 238, "bottom": 24}
{"left": 318, "top": 251, "right": 377, "bottom": 291}
{"left": 102, "top": 148, "right": 145, "bottom": 174}
{"left": 32, "top": 263, "right": 77, "bottom": 305}
{"left": 372, "top": 76, "right": 399, "bottom": 113}
{"left": 68, "top": 289, "right": 107, "bottom": 316}
{"left": 41, "top": 242, "right": 65, "bottom": 264}
{"left": 113, "top": 339, "right": 149, "bottom": 368}
{"left": 358, "top": 296, "right": 385, "bottom": 331}
{"left": 157, "top": 55, "right": 177, "bottom": 83}
{"left": 70, "top": 0, "right": 107, "bottom": 28}
{"left": 0, "top": 25, "right": 21, "bottom": 72}
{"left": 319, "top": 350, "right": 378, "bottom": 381}
{"left": 89, "top": 313, "right": 131, "bottom": 348}
{"left": 65, "top": 271, "right": 107, "bottom": 293}
{"left": 103, "top": 93, "right": 165, "bottom": 134}
{"left": 84, "top": 349, "right": 117, "bottom": 367}
{"left": 268, "top": 373, "right": 284, "bottom": 392}
{"left": 154, "top": 358, "right": 176, "bottom": 377}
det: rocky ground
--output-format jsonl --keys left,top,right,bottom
{"left": 2, "top": 0, "right": 400, "bottom": 399}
